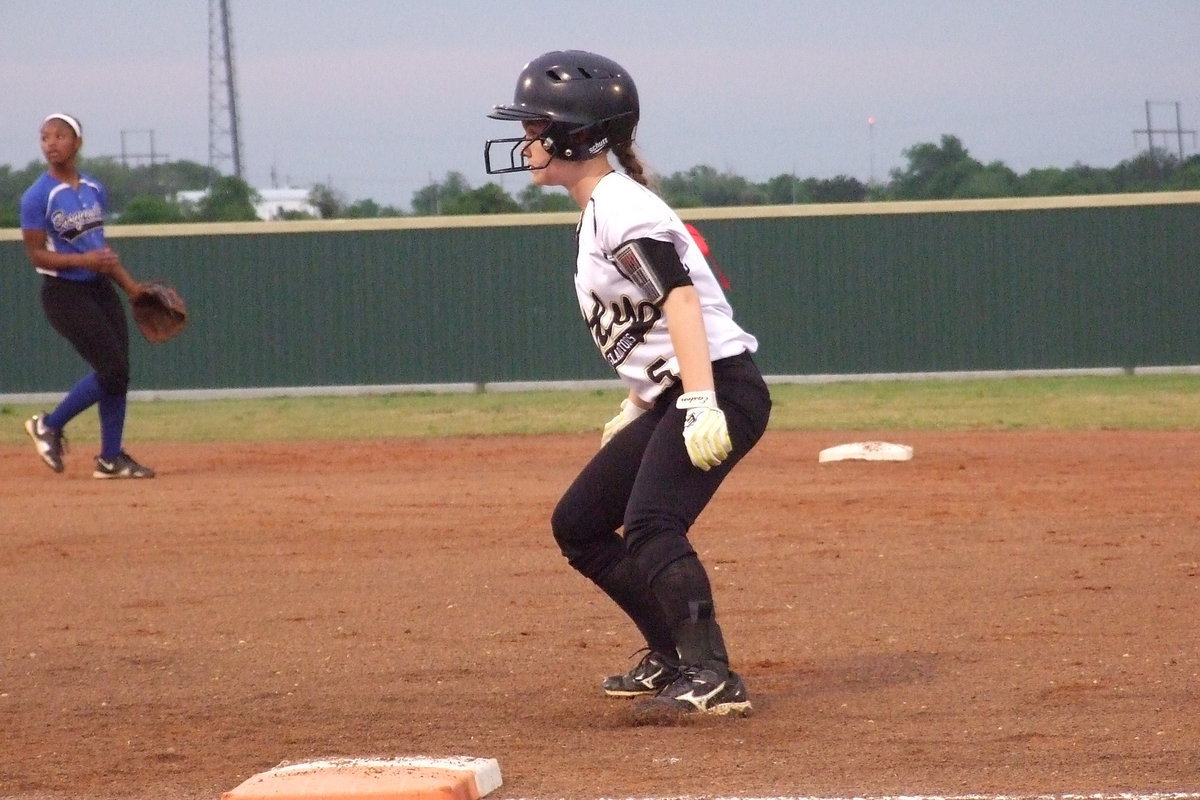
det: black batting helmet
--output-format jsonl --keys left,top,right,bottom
{"left": 484, "top": 50, "right": 639, "bottom": 174}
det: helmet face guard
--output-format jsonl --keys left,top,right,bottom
{"left": 483, "top": 114, "right": 631, "bottom": 175}
{"left": 483, "top": 108, "right": 554, "bottom": 175}
{"left": 484, "top": 50, "right": 638, "bottom": 175}
{"left": 483, "top": 132, "right": 544, "bottom": 175}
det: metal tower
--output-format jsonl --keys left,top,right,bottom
{"left": 208, "top": 0, "right": 244, "bottom": 178}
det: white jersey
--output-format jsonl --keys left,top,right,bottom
{"left": 574, "top": 171, "right": 758, "bottom": 404}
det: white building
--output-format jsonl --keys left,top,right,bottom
{"left": 254, "top": 188, "right": 319, "bottom": 220}
{"left": 175, "top": 187, "right": 319, "bottom": 221}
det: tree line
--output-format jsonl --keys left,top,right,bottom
{"left": 2, "top": 134, "right": 1198, "bottom": 226}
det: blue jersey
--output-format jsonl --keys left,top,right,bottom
{"left": 19, "top": 172, "right": 108, "bottom": 283}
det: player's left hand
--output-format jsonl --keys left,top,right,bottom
{"left": 601, "top": 397, "right": 648, "bottom": 447}
{"left": 676, "top": 390, "right": 732, "bottom": 470}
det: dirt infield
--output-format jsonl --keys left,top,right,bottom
{"left": 2, "top": 431, "right": 1197, "bottom": 800}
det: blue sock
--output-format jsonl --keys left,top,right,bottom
{"left": 47, "top": 374, "right": 104, "bottom": 431}
{"left": 98, "top": 392, "right": 128, "bottom": 461}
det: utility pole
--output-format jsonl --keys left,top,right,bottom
{"left": 867, "top": 116, "right": 877, "bottom": 186}
{"left": 208, "top": 0, "right": 244, "bottom": 178}
{"left": 1133, "top": 100, "right": 1195, "bottom": 161}
{"left": 119, "top": 129, "right": 165, "bottom": 168}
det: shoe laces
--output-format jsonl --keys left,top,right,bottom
{"left": 43, "top": 424, "right": 68, "bottom": 454}
{"left": 658, "top": 663, "right": 725, "bottom": 694}
{"left": 116, "top": 451, "right": 142, "bottom": 468}
{"left": 629, "top": 646, "right": 680, "bottom": 673}
{"left": 624, "top": 646, "right": 654, "bottom": 664}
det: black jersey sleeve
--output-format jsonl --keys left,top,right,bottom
{"left": 611, "top": 237, "right": 693, "bottom": 303}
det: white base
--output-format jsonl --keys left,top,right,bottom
{"left": 818, "top": 441, "right": 914, "bottom": 463}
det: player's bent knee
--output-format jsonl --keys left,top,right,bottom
{"left": 626, "top": 526, "right": 696, "bottom": 585}
{"left": 551, "top": 505, "right": 596, "bottom": 559}
{"left": 551, "top": 505, "right": 628, "bottom": 580}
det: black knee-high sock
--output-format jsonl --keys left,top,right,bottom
{"left": 592, "top": 556, "right": 677, "bottom": 657}
{"left": 650, "top": 554, "right": 730, "bottom": 674}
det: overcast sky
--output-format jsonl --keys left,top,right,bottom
{"left": 3, "top": 1, "right": 1197, "bottom": 210}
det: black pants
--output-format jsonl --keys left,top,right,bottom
{"left": 41, "top": 276, "right": 131, "bottom": 397}
{"left": 552, "top": 351, "right": 772, "bottom": 587}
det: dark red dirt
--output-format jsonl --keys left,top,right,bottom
{"left": 2, "top": 431, "right": 1198, "bottom": 799}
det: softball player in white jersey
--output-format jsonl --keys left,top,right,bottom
{"left": 485, "top": 50, "right": 772, "bottom": 720}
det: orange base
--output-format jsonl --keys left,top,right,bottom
{"left": 222, "top": 756, "right": 502, "bottom": 800}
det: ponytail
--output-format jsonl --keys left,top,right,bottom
{"left": 612, "top": 141, "right": 657, "bottom": 192}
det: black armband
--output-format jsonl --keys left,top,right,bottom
{"left": 611, "top": 237, "right": 692, "bottom": 303}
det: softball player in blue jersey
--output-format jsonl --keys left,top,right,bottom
{"left": 20, "top": 113, "right": 155, "bottom": 479}
{"left": 485, "top": 51, "right": 772, "bottom": 720}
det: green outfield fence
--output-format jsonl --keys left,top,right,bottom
{"left": 2, "top": 191, "right": 1198, "bottom": 397}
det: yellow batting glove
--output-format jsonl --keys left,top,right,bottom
{"left": 601, "top": 397, "right": 648, "bottom": 447}
{"left": 676, "top": 390, "right": 732, "bottom": 470}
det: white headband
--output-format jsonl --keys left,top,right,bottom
{"left": 43, "top": 113, "right": 82, "bottom": 138}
